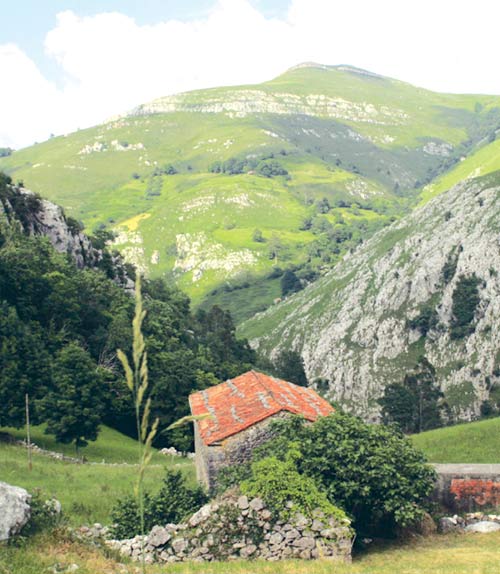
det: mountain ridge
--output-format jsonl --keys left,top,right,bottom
{"left": 1, "top": 63, "right": 500, "bottom": 317}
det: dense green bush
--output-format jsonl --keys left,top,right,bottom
{"left": 408, "top": 302, "right": 439, "bottom": 336}
{"left": 378, "top": 357, "right": 444, "bottom": 433}
{"left": 222, "top": 413, "right": 436, "bottom": 534}
{"left": 110, "top": 469, "right": 207, "bottom": 539}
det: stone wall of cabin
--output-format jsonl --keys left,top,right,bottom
{"left": 194, "top": 412, "right": 290, "bottom": 491}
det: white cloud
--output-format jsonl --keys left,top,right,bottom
{"left": 1, "top": 0, "right": 500, "bottom": 148}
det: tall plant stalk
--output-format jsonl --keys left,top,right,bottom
{"left": 117, "top": 276, "right": 158, "bottom": 573}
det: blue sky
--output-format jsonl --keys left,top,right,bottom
{"left": 1, "top": 0, "right": 500, "bottom": 149}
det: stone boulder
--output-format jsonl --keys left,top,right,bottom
{"left": 465, "top": 521, "right": 500, "bottom": 534}
{"left": 0, "top": 482, "right": 31, "bottom": 541}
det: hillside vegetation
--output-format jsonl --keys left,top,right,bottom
{"left": 2, "top": 63, "right": 500, "bottom": 318}
{"left": 0, "top": 176, "right": 255, "bottom": 453}
{"left": 412, "top": 416, "right": 500, "bottom": 463}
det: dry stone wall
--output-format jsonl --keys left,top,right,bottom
{"left": 107, "top": 493, "right": 353, "bottom": 564}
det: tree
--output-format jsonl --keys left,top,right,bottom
{"left": 0, "top": 302, "right": 49, "bottom": 428}
{"left": 280, "top": 270, "right": 302, "bottom": 297}
{"left": 378, "top": 383, "right": 417, "bottom": 433}
{"left": 274, "top": 349, "right": 308, "bottom": 387}
{"left": 316, "top": 197, "right": 331, "bottom": 214}
{"left": 163, "top": 164, "right": 178, "bottom": 175}
{"left": 38, "top": 343, "right": 105, "bottom": 453}
{"left": 267, "top": 234, "right": 284, "bottom": 263}
{"left": 379, "top": 356, "right": 443, "bottom": 433}
{"left": 450, "top": 274, "right": 482, "bottom": 339}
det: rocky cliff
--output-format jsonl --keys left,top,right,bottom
{"left": 0, "top": 181, "right": 133, "bottom": 290}
{"left": 242, "top": 172, "right": 500, "bottom": 420}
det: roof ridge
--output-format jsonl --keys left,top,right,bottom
{"left": 250, "top": 370, "right": 280, "bottom": 411}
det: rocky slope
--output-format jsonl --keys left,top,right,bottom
{"left": 0, "top": 181, "right": 133, "bottom": 290}
{"left": 241, "top": 172, "right": 500, "bottom": 420}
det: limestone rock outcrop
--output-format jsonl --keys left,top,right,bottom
{"left": 244, "top": 175, "right": 500, "bottom": 420}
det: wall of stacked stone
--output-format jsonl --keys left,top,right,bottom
{"left": 195, "top": 412, "right": 289, "bottom": 491}
{"left": 433, "top": 464, "right": 500, "bottom": 512}
{"left": 106, "top": 493, "right": 353, "bottom": 564}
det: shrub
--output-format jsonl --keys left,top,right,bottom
{"left": 223, "top": 413, "right": 436, "bottom": 534}
{"left": 280, "top": 270, "right": 302, "bottom": 297}
{"left": 442, "top": 250, "right": 458, "bottom": 284}
{"left": 252, "top": 228, "right": 265, "bottom": 243}
{"left": 110, "top": 469, "right": 207, "bottom": 539}
{"left": 241, "top": 450, "right": 347, "bottom": 522}
{"left": 21, "top": 490, "right": 61, "bottom": 536}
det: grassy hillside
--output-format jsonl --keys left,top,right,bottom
{"left": 2, "top": 63, "right": 500, "bottom": 318}
{"left": 1, "top": 424, "right": 168, "bottom": 464}
{"left": 412, "top": 417, "right": 500, "bottom": 463}
{"left": 419, "top": 137, "right": 500, "bottom": 204}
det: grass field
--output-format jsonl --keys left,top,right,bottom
{"left": 0, "top": 424, "right": 169, "bottom": 464}
{"left": 2, "top": 530, "right": 500, "bottom": 574}
{"left": 411, "top": 417, "right": 500, "bottom": 464}
{"left": 0, "top": 425, "right": 195, "bottom": 526}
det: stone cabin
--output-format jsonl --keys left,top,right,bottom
{"left": 189, "top": 370, "right": 334, "bottom": 491}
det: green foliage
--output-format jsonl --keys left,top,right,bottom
{"left": 0, "top": 181, "right": 255, "bottom": 450}
{"left": 228, "top": 413, "right": 436, "bottom": 534}
{"left": 450, "top": 274, "right": 482, "bottom": 339}
{"left": 37, "top": 342, "right": 105, "bottom": 451}
{"left": 442, "top": 250, "right": 459, "bottom": 284}
{"left": 209, "top": 155, "right": 287, "bottom": 178}
{"left": 379, "top": 357, "right": 444, "bottom": 433}
{"left": 272, "top": 349, "right": 308, "bottom": 387}
{"left": 163, "top": 164, "right": 178, "bottom": 175}
{"left": 252, "top": 228, "right": 265, "bottom": 243}
{"left": 256, "top": 160, "right": 288, "bottom": 178}
{"left": 0, "top": 147, "right": 13, "bottom": 157}
{"left": 280, "top": 269, "right": 302, "bottom": 297}
{"left": 110, "top": 469, "right": 207, "bottom": 539}
{"left": 241, "top": 450, "right": 347, "bottom": 522}
{"left": 20, "top": 490, "right": 61, "bottom": 536}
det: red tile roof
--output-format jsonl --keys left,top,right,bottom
{"left": 189, "top": 370, "right": 334, "bottom": 446}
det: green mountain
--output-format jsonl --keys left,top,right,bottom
{"left": 1, "top": 63, "right": 500, "bottom": 320}
{"left": 240, "top": 170, "right": 500, "bottom": 421}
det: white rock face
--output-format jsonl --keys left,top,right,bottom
{"left": 128, "top": 90, "right": 408, "bottom": 126}
{"left": 0, "top": 482, "right": 31, "bottom": 541}
{"left": 246, "top": 178, "right": 500, "bottom": 420}
{"left": 174, "top": 232, "right": 257, "bottom": 282}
